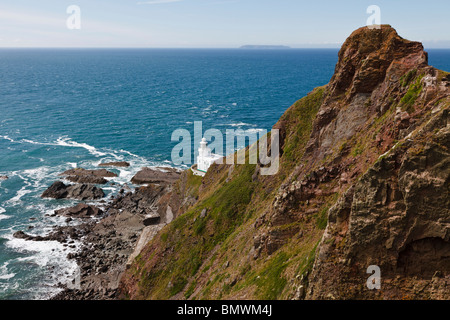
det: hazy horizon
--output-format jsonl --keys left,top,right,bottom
{"left": 0, "top": 0, "right": 450, "bottom": 49}
{"left": 1, "top": 45, "right": 450, "bottom": 50}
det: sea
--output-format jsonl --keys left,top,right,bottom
{"left": 0, "top": 48, "right": 448, "bottom": 300}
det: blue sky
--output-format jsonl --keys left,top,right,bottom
{"left": 0, "top": 0, "right": 449, "bottom": 48}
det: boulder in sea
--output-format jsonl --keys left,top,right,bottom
{"left": 12, "top": 230, "right": 46, "bottom": 242}
{"left": 59, "top": 168, "right": 117, "bottom": 185}
{"left": 41, "top": 181, "right": 105, "bottom": 200}
{"left": 13, "top": 231, "right": 32, "bottom": 240}
{"left": 41, "top": 181, "right": 69, "bottom": 199}
{"left": 0, "top": 176, "right": 8, "bottom": 181}
{"left": 99, "top": 161, "right": 130, "bottom": 168}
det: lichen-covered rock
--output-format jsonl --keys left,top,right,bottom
{"left": 327, "top": 25, "right": 427, "bottom": 99}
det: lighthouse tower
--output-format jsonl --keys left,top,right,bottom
{"left": 196, "top": 138, "right": 222, "bottom": 174}
{"left": 197, "top": 138, "right": 212, "bottom": 172}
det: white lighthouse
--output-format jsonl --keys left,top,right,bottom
{"left": 196, "top": 138, "right": 222, "bottom": 175}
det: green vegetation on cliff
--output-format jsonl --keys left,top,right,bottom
{"left": 282, "top": 87, "right": 325, "bottom": 164}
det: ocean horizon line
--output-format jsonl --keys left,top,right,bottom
{"left": 0, "top": 46, "right": 343, "bottom": 50}
{"left": 1, "top": 46, "right": 450, "bottom": 50}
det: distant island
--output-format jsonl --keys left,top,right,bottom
{"left": 239, "top": 45, "right": 291, "bottom": 50}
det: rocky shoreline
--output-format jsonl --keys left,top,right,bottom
{"left": 13, "top": 164, "right": 181, "bottom": 300}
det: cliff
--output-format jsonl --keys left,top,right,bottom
{"left": 120, "top": 25, "right": 450, "bottom": 300}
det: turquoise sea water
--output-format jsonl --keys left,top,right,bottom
{"left": 0, "top": 48, "right": 448, "bottom": 299}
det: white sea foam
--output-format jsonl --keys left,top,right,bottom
{"left": 68, "top": 162, "right": 77, "bottom": 168}
{"left": 21, "top": 139, "right": 43, "bottom": 145}
{"left": 0, "top": 273, "right": 15, "bottom": 280}
{"left": 4, "top": 232, "right": 80, "bottom": 297}
{"left": 0, "top": 135, "right": 15, "bottom": 142}
{"left": 22, "top": 167, "right": 52, "bottom": 188}
{"left": 117, "top": 168, "right": 134, "bottom": 181}
{"left": 4, "top": 168, "right": 54, "bottom": 207}
{"left": 6, "top": 185, "right": 32, "bottom": 206}
{"left": 6, "top": 234, "right": 79, "bottom": 262}
{"left": 0, "top": 206, "right": 10, "bottom": 221}
{"left": 7, "top": 135, "right": 120, "bottom": 159}
{"left": 0, "top": 262, "right": 15, "bottom": 281}
{"left": 119, "top": 149, "right": 143, "bottom": 159}
{"left": 113, "top": 162, "right": 144, "bottom": 185}
{"left": 54, "top": 137, "right": 108, "bottom": 157}
{"left": 227, "top": 128, "right": 266, "bottom": 135}
{"left": 0, "top": 139, "right": 172, "bottom": 298}
{"left": 224, "top": 122, "right": 256, "bottom": 127}
{"left": 245, "top": 128, "right": 265, "bottom": 134}
{"left": 0, "top": 207, "right": 9, "bottom": 221}
{"left": 27, "top": 204, "right": 80, "bottom": 234}
{"left": 3, "top": 135, "right": 147, "bottom": 168}
{"left": 101, "top": 186, "right": 117, "bottom": 193}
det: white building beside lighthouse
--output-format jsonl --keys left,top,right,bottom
{"left": 196, "top": 138, "right": 222, "bottom": 175}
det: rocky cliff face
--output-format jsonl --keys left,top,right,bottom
{"left": 308, "top": 103, "right": 449, "bottom": 300}
{"left": 120, "top": 25, "right": 449, "bottom": 300}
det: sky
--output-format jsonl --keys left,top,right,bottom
{"left": 0, "top": 0, "right": 449, "bottom": 48}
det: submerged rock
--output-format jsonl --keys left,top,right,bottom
{"left": 13, "top": 231, "right": 32, "bottom": 240}
{"left": 99, "top": 161, "right": 130, "bottom": 168}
